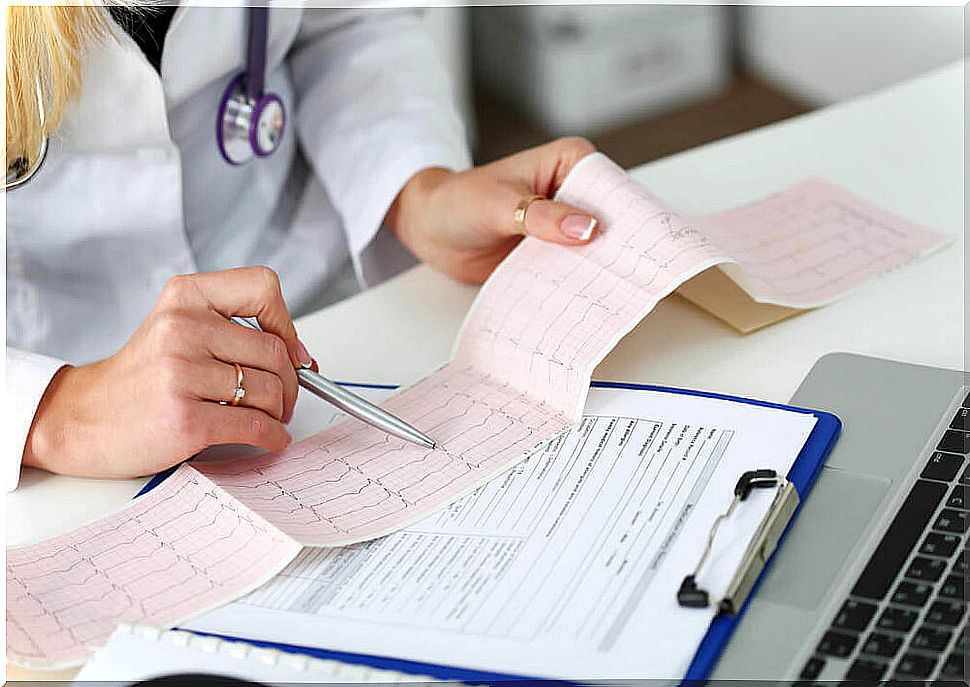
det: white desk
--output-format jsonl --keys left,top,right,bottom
{"left": 6, "top": 60, "right": 964, "bottom": 679}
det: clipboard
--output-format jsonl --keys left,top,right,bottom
{"left": 136, "top": 380, "right": 841, "bottom": 684}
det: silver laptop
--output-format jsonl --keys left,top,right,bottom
{"left": 714, "top": 352, "right": 967, "bottom": 683}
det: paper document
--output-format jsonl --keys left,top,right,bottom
{"left": 185, "top": 387, "right": 816, "bottom": 680}
{"left": 7, "top": 153, "right": 940, "bottom": 668}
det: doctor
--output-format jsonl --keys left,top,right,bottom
{"left": 6, "top": 5, "right": 599, "bottom": 490}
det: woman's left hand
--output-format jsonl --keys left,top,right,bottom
{"left": 387, "top": 137, "right": 599, "bottom": 284}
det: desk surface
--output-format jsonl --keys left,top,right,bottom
{"left": 6, "top": 60, "right": 964, "bottom": 679}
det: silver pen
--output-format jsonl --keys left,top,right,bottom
{"left": 231, "top": 317, "right": 436, "bottom": 449}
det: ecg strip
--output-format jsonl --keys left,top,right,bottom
{"left": 7, "top": 152, "right": 949, "bottom": 668}
{"left": 194, "top": 365, "right": 571, "bottom": 545}
{"left": 696, "top": 176, "right": 950, "bottom": 308}
{"left": 192, "top": 156, "right": 732, "bottom": 547}
{"left": 5, "top": 466, "right": 302, "bottom": 668}
{"left": 455, "top": 154, "right": 729, "bottom": 420}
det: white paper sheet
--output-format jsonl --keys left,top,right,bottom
{"left": 185, "top": 386, "right": 816, "bottom": 681}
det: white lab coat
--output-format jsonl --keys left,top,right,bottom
{"left": 5, "top": 5, "right": 471, "bottom": 490}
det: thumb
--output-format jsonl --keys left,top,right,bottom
{"left": 520, "top": 198, "right": 598, "bottom": 246}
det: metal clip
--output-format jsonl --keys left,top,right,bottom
{"left": 677, "top": 469, "right": 800, "bottom": 615}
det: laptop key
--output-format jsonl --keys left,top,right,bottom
{"left": 938, "top": 430, "right": 970, "bottom": 454}
{"left": 852, "top": 480, "right": 947, "bottom": 600}
{"left": 962, "top": 465, "right": 970, "bottom": 486}
{"left": 861, "top": 632, "right": 903, "bottom": 657}
{"left": 922, "top": 452, "right": 964, "bottom": 481}
{"left": 905, "top": 556, "right": 947, "bottom": 581}
{"left": 894, "top": 653, "right": 937, "bottom": 678}
{"left": 934, "top": 508, "right": 968, "bottom": 534}
{"left": 946, "top": 485, "right": 967, "bottom": 510}
{"left": 958, "top": 624, "right": 969, "bottom": 653}
{"left": 911, "top": 624, "right": 952, "bottom": 651}
{"left": 940, "top": 574, "right": 966, "bottom": 600}
{"left": 817, "top": 630, "right": 858, "bottom": 658}
{"left": 920, "top": 532, "right": 961, "bottom": 557}
{"left": 926, "top": 600, "right": 966, "bottom": 626}
{"left": 799, "top": 656, "right": 825, "bottom": 680}
{"left": 950, "top": 408, "right": 970, "bottom": 429}
{"left": 891, "top": 581, "right": 932, "bottom": 607}
{"left": 833, "top": 599, "right": 877, "bottom": 632}
{"left": 846, "top": 657, "right": 888, "bottom": 681}
{"left": 954, "top": 556, "right": 967, "bottom": 577}
{"left": 941, "top": 652, "right": 966, "bottom": 679}
{"left": 877, "top": 607, "right": 919, "bottom": 632}
{"left": 953, "top": 408, "right": 970, "bottom": 431}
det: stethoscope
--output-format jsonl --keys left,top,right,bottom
{"left": 4, "top": 7, "right": 285, "bottom": 191}
{"left": 216, "top": 7, "right": 286, "bottom": 165}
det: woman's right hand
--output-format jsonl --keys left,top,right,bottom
{"left": 22, "top": 267, "right": 312, "bottom": 479}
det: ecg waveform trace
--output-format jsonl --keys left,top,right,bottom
{"left": 455, "top": 157, "right": 727, "bottom": 419}
{"left": 697, "top": 177, "right": 949, "bottom": 308}
{"left": 195, "top": 364, "right": 570, "bottom": 545}
{"left": 6, "top": 466, "right": 300, "bottom": 668}
{"left": 7, "top": 153, "right": 949, "bottom": 668}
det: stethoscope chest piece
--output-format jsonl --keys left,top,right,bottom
{"left": 215, "top": 7, "right": 285, "bottom": 166}
{"left": 217, "top": 74, "right": 286, "bottom": 165}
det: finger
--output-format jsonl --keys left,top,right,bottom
{"left": 199, "top": 314, "right": 299, "bottom": 424}
{"left": 161, "top": 267, "right": 311, "bottom": 369}
{"left": 502, "top": 136, "right": 597, "bottom": 195}
{"left": 191, "top": 401, "right": 291, "bottom": 454}
{"left": 519, "top": 199, "right": 598, "bottom": 246}
{"left": 184, "top": 361, "right": 287, "bottom": 421}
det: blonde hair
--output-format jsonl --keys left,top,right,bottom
{"left": 5, "top": 4, "right": 110, "bottom": 172}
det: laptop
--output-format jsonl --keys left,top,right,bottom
{"left": 713, "top": 352, "right": 967, "bottom": 683}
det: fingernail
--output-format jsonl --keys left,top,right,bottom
{"left": 561, "top": 214, "right": 597, "bottom": 241}
{"left": 295, "top": 339, "right": 312, "bottom": 368}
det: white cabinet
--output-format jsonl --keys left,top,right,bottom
{"left": 473, "top": 5, "right": 731, "bottom": 135}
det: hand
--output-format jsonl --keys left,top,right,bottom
{"left": 23, "top": 267, "right": 312, "bottom": 480}
{"left": 387, "top": 137, "right": 599, "bottom": 284}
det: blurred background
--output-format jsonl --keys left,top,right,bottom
{"left": 422, "top": 4, "right": 965, "bottom": 168}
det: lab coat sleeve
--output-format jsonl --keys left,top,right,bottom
{"left": 288, "top": 9, "right": 472, "bottom": 286}
{"left": 6, "top": 348, "right": 68, "bottom": 491}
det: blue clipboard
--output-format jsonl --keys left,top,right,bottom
{"left": 136, "top": 380, "right": 841, "bottom": 684}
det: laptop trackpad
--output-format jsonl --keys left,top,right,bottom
{"left": 757, "top": 467, "right": 891, "bottom": 611}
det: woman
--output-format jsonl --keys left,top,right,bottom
{"left": 6, "top": 5, "right": 599, "bottom": 490}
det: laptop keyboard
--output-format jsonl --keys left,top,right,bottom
{"left": 798, "top": 390, "right": 969, "bottom": 683}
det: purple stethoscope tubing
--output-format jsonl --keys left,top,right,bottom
{"left": 216, "top": 7, "right": 286, "bottom": 165}
{"left": 246, "top": 7, "right": 268, "bottom": 100}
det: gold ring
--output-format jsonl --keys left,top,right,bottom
{"left": 228, "top": 362, "right": 245, "bottom": 406}
{"left": 513, "top": 195, "right": 545, "bottom": 236}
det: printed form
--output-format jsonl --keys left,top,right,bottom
{"left": 185, "top": 386, "right": 816, "bottom": 680}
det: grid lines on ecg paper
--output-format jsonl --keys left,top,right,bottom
{"left": 196, "top": 158, "right": 723, "bottom": 546}
{"left": 699, "top": 178, "right": 948, "bottom": 306}
{"left": 6, "top": 467, "right": 297, "bottom": 667}
{"left": 455, "top": 161, "right": 726, "bottom": 419}
{"left": 196, "top": 365, "right": 571, "bottom": 545}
